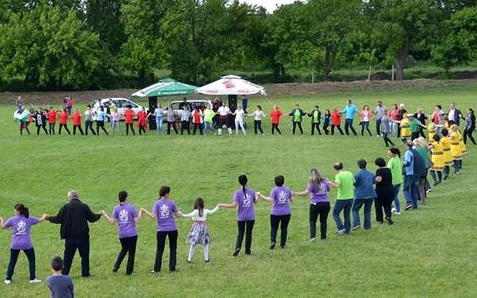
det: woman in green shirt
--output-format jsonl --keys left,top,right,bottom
{"left": 387, "top": 148, "right": 403, "bottom": 214}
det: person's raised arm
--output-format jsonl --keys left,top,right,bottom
{"left": 37, "top": 214, "right": 47, "bottom": 223}
{"left": 0, "top": 216, "right": 5, "bottom": 228}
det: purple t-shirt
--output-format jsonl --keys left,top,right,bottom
{"left": 112, "top": 203, "right": 138, "bottom": 238}
{"left": 306, "top": 180, "right": 331, "bottom": 204}
{"left": 233, "top": 187, "right": 257, "bottom": 221}
{"left": 4, "top": 215, "right": 39, "bottom": 250}
{"left": 269, "top": 186, "right": 292, "bottom": 216}
{"left": 152, "top": 198, "right": 178, "bottom": 232}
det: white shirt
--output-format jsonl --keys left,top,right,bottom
{"left": 217, "top": 106, "right": 231, "bottom": 116}
{"left": 250, "top": 110, "right": 266, "bottom": 121}
{"left": 182, "top": 206, "right": 219, "bottom": 222}
{"left": 234, "top": 109, "right": 245, "bottom": 122}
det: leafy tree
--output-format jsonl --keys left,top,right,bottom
{"left": 119, "top": 0, "right": 172, "bottom": 86}
{"left": 432, "top": 7, "right": 477, "bottom": 72}
{"left": 0, "top": 4, "right": 100, "bottom": 89}
{"left": 367, "top": 0, "right": 441, "bottom": 80}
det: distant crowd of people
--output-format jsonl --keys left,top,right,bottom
{"left": 13, "top": 96, "right": 477, "bottom": 148}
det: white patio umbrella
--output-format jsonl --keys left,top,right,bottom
{"left": 197, "top": 75, "right": 266, "bottom": 96}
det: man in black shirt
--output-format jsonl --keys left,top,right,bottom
{"left": 46, "top": 190, "right": 103, "bottom": 277}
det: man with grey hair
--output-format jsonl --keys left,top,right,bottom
{"left": 46, "top": 190, "right": 103, "bottom": 277}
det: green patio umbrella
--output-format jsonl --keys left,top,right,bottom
{"left": 132, "top": 78, "right": 197, "bottom": 97}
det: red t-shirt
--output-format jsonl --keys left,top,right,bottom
{"left": 331, "top": 111, "right": 341, "bottom": 126}
{"left": 192, "top": 110, "right": 202, "bottom": 124}
{"left": 59, "top": 112, "right": 69, "bottom": 125}
{"left": 48, "top": 110, "right": 57, "bottom": 124}
{"left": 124, "top": 109, "right": 134, "bottom": 124}
{"left": 72, "top": 112, "right": 82, "bottom": 126}
{"left": 270, "top": 109, "right": 282, "bottom": 124}
{"left": 137, "top": 110, "right": 147, "bottom": 126}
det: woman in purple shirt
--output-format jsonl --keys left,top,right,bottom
{"left": 219, "top": 175, "right": 257, "bottom": 256}
{"left": 293, "top": 168, "right": 331, "bottom": 241}
{"left": 257, "top": 175, "right": 292, "bottom": 249}
{"left": 141, "top": 186, "right": 182, "bottom": 273}
{"left": 102, "top": 191, "right": 141, "bottom": 275}
{"left": 0, "top": 204, "right": 46, "bottom": 285}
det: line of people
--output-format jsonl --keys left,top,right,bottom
{"left": 1, "top": 132, "right": 465, "bottom": 286}
{"left": 15, "top": 98, "right": 477, "bottom": 147}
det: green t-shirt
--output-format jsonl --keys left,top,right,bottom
{"left": 410, "top": 119, "right": 421, "bottom": 133}
{"left": 416, "top": 146, "right": 430, "bottom": 168}
{"left": 293, "top": 109, "right": 302, "bottom": 122}
{"left": 387, "top": 157, "right": 403, "bottom": 185}
{"left": 334, "top": 171, "right": 355, "bottom": 200}
{"left": 204, "top": 109, "right": 215, "bottom": 123}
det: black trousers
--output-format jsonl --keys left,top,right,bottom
{"left": 63, "top": 238, "right": 90, "bottom": 276}
{"left": 376, "top": 119, "right": 382, "bottom": 135}
{"left": 464, "top": 128, "right": 476, "bottom": 145}
{"left": 271, "top": 124, "right": 281, "bottom": 134}
{"left": 49, "top": 123, "right": 56, "bottom": 134}
{"left": 236, "top": 220, "right": 255, "bottom": 254}
{"left": 85, "top": 120, "right": 96, "bottom": 135}
{"left": 125, "top": 123, "right": 135, "bottom": 135}
{"left": 309, "top": 202, "right": 330, "bottom": 239}
{"left": 73, "top": 125, "right": 84, "bottom": 135}
{"left": 311, "top": 122, "right": 322, "bottom": 135}
{"left": 331, "top": 125, "right": 344, "bottom": 135}
{"left": 59, "top": 124, "right": 71, "bottom": 134}
{"left": 114, "top": 235, "right": 137, "bottom": 275}
{"left": 375, "top": 190, "right": 394, "bottom": 223}
{"left": 7, "top": 248, "right": 36, "bottom": 280}
{"left": 37, "top": 125, "right": 48, "bottom": 135}
{"left": 254, "top": 120, "right": 263, "bottom": 134}
{"left": 96, "top": 121, "right": 108, "bottom": 135}
{"left": 154, "top": 231, "right": 177, "bottom": 272}
{"left": 344, "top": 119, "right": 357, "bottom": 135}
{"left": 382, "top": 132, "right": 395, "bottom": 147}
{"left": 192, "top": 123, "right": 203, "bottom": 135}
{"left": 270, "top": 214, "right": 291, "bottom": 247}
{"left": 181, "top": 121, "right": 190, "bottom": 134}
{"left": 167, "top": 122, "right": 178, "bottom": 134}
{"left": 292, "top": 121, "right": 303, "bottom": 134}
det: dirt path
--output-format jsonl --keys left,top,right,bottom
{"left": 1, "top": 79, "right": 476, "bottom": 106}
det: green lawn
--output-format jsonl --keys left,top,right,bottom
{"left": 0, "top": 85, "right": 476, "bottom": 297}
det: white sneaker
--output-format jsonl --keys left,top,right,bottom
{"left": 395, "top": 212, "right": 401, "bottom": 215}
{"left": 391, "top": 207, "right": 396, "bottom": 213}
{"left": 29, "top": 278, "right": 41, "bottom": 284}
{"left": 4, "top": 279, "right": 11, "bottom": 285}
{"left": 309, "top": 238, "right": 316, "bottom": 242}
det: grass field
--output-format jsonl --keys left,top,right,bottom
{"left": 0, "top": 85, "right": 477, "bottom": 297}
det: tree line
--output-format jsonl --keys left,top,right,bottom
{"left": 0, "top": 0, "right": 476, "bottom": 91}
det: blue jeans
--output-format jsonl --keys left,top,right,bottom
{"left": 393, "top": 184, "right": 402, "bottom": 212}
{"left": 333, "top": 199, "right": 353, "bottom": 233}
{"left": 352, "top": 198, "right": 374, "bottom": 230}
{"left": 403, "top": 174, "right": 419, "bottom": 209}
{"left": 155, "top": 117, "right": 163, "bottom": 133}
{"left": 203, "top": 121, "right": 215, "bottom": 134}
{"left": 344, "top": 119, "right": 357, "bottom": 135}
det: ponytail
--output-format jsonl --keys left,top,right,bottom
{"left": 15, "top": 204, "right": 29, "bottom": 218}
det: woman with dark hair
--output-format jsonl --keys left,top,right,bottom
{"left": 387, "top": 148, "right": 403, "bottom": 215}
{"left": 141, "top": 186, "right": 182, "bottom": 273}
{"left": 293, "top": 168, "right": 331, "bottom": 241}
{"left": 257, "top": 175, "right": 292, "bottom": 249}
{"left": 464, "top": 108, "right": 476, "bottom": 145}
{"left": 102, "top": 191, "right": 141, "bottom": 275}
{"left": 218, "top": 175, "right": 257, "bottom": 256}
{"left": 182, "top": 198, "right": 219, "bottom": 263}
{"left": 374, "top": 158, "right": 394, "bottom": 225}
{"left": 0, "top": 204, "right": 46, "bottom": 285}
{"left": 322, "top": 109, "right": 331, "bottom": 135}
{"left": 248, "top": 105, "right": 266, "bottom": 135}
{"left": 359, "top": 105, "right": 373, "bottom": 136}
